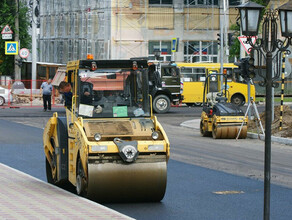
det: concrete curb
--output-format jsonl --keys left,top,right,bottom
{"left": 180, "top": 119, "right": 292, "bottom": 146}
{"left": 247, "top": 132, "right": 292, "bottom": 146}
{"left": 180, "top": 119, "right": 200, "bottom": 130}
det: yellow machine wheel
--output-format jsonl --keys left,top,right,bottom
{"left": 200, "top": 120, "right": 212, "bottom": 137}
{"left": 212, "top": 125, "right": 222, "bottom": 139}
{"left": 76, "top": 159, "right": 87, "bottom": 197}
{"left": 212, "top": 125, "right": 247, "bottom": 139}
{"left": 238, "top": 126, "right": 247, "bottom": 139}
{"left": 227, "top": 127, "right": 237, "bottom": 138}
{"left": 45, "top": 139, "right": 58, "bottom": 185}
{"left": 46, "top": 157, "right": 56, "bottom": 184}
{"left": 220, "top": 127, "right": 228, "bottom": 138}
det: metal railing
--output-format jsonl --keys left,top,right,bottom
{"left": 0, "top": 79, "right": 64, "bottom": 108}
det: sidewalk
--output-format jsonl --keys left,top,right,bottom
{"left": 0, "top": 163, "right": 133, "bottom": 220}
{"left": 180, "top": 119, "right": 292, "bottom": 146}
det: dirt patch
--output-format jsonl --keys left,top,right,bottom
{"left": 248, "top": 105, "right": 292, "bottom": 138}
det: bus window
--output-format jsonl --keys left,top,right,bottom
{"left": 224, "top": 68, "right": 233, "bottom": 81}
{"left": 180, "top": 68, "right": 192, "bottom": 82}
{"left": 181, "top": 67, "right": 205, "bottom": 82}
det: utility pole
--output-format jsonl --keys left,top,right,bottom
{"left": 14, "top": 0, "right": 21, "bottom": 80}
{"left": 219, "top": 0, "right": 225, "bottom": 89}
{"left": 224, "top": 0, "right": 229, "bottom": 62}
{"left": 32, "top": 0, "right": 37, "bottom": 89}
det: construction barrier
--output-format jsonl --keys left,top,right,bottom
{"left": 0, "top": 79, "right": 64, "bottom": 108}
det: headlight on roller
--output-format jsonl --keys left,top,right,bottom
{"left": 148, "top": 145, "right": 164, "bottom": 151}
{"left": 94, "top": 133, "right": 102, "bottom": 141}
{"left": 151, "top": 131, "right": 159, "bottom": 140}
{"left": 91, "top": 145, "right": 108, "bottom": 152}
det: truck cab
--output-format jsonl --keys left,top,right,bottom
{"left": 148, "top": 62, "right": 183, "bottom": 113}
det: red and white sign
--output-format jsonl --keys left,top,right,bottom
{"left": 1, "top": 25, "right": 13, "bottom": 34}
{"left": 19, "top": 48, "right": 30, "bottom": 59}
{"left": 238, "top": 36, "right": 257, "bottom": 54}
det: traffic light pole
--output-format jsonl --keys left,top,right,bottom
{"left": 32, "top": 0, "right": 37, "bottom": 89}
{"left": 247, "top": 79, "right": 251, "bottom": 119}
{"left": 263, "top": 51, "right": 273, "bottom": 220}
{"left": 219, "top": 2, "right": 224, "bottom": 88}
{"left": 14, "top": 0, "right": 21, "bottom": 80}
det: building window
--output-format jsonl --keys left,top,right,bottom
{"left": 229, "top": 0, "right": 241, "bottom": 6}
{"left": 184, "top": 0, "right": 219, "bottom": 6}
{"left": 148, "top": 41, "right": 172, "bottom": 61}
{"left": 184, "top": 41, "right": 218, "bottom": 63}
{"left": 149, "top": 0, "right": 173, "bottom": 5}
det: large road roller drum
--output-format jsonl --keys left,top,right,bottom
{"left": 212, "top": 125, "right": 247, "bottom": 139}
{"left": 85, "top": 160, "right": 167, "bottom": 202}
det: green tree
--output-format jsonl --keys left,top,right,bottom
{"left": 229, "top": 0, "right": 268, "bottom": 60}
{"left": 0, "top": 0, "right": 31, "bottom": 77}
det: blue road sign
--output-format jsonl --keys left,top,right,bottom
{"left": 5, "top": 41, "right": 18, "bottom": 55}
{"left": 171, "top": 38, "right": 177, "bottom": 52}
{"left": 171, "top": 38, "right": 179, "bottom": 52}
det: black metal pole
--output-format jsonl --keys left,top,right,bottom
{"left": 264, "top": 51, "right": 272, "bottom": 220}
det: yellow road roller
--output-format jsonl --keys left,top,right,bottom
{"left": 200, "top": 73, "right": 248, "bottom": 139}
{"left": 43, "top": 59, "right": 170, "bottom": 202}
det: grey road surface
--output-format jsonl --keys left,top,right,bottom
{"left": 1, "top": 107, "right": 292, "bottom": 219}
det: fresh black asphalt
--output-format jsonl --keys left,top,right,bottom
{"left": 0, "top": 108, "right": 292, "bottom": 219}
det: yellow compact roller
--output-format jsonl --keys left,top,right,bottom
{"left": 43, "top": 59, "right": 170, "bottom": 202}
{"left": 200, "top": 73, "right": 248, "bottom": 139}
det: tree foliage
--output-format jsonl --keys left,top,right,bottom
{"left": 229, "top": 0, "right": 268, "bottom": 60}
{"left": 0, "top": 0, "right": 31, "bottom": 77}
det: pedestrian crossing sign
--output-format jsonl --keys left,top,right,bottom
{"left": 5, "top": 41, "right": 18, "bottom": 55}
{"left": 171, "top": 38, "right": 179, "bottom": 52}
{"left": 171, "top": 38, "right": 177, "bottom": 52}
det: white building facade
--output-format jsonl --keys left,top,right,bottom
{"left": 39, "top": 0, "right": 241, "bottom": 64}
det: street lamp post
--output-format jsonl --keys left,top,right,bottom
{"left": 236, "top": 1, "right": 292, "bottom": 220}
{"left": 153, "top": 49, "right": 162, "bottom": 72}
{"left": 153, "top": 49, "right": 161, "bottom": 61}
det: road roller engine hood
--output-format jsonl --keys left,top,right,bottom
{"left": 80, "top": 118, "right": 168, "bottom": 163}
{"left": 212, "top": 103, "right": 245, "bottom": 116}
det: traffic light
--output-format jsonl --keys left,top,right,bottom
{"left": 234, "top": 58, "right": 247, "bottom": 78}
{"left": 217, "top": 33, "right": 222, "bottom": 46}
{"left": 228, "top": 33, "right": 236, "bottom": 46}
{"left": 15, "top": 58, "right": 23, "bottom": 67}
{"left": 234, "top": 57, "right": 256, "bottom": 79}
{"left": 245, "top": 57, "right": 255, "bottom": 79}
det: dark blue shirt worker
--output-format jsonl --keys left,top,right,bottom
{"left": 40, "top": 79, "right": 53, "bottom": 111}
{"left": 58, "top": 81, "right": 73, "bottom": 109}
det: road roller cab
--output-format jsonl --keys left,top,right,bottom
{"left": 43, "top": 59, "right": 170, "bottom": 202}
{"left": 200, "top": 73, "right": 248, "bottom": 139}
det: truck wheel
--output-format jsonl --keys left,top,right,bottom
{"left": 231, "top": 94, "right": 245, "bottom": 106}
{"left": 194, "top": 102, "right": 202, "bottom": 107}
{"left": 0, "top": 96, "right": 5, "bottom": 106}
{"left": 153, "top": 95, "right": 171, "bottom": 114}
